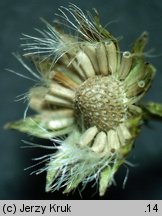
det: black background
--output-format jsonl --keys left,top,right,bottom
{"left": 0, "top": 0, "right": 162, "bottom": 199}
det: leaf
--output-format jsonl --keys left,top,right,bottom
{"left": 63, "top": 177, "right": 82, "bottom": 194}
{"left": 131, "top": 31, "right": 149, "bottom": 66}
{"left": 99, "top": 166, "right": 112, "bottom": 196}
{"left": 5, "top": 115, "right": 74, "bottom": 139}
{"left": 126, "top": 115, "right": 143, "bottom": 138}
{"left": 132, "top": 31, "right": 148, "bottom": 54}
{"left": 46, "top": 160, "right": 61, "bottom": 192}
{"left": 31, "top": 56, "right": 55, "bottom": 79}
{"left": 141, "top": 101, "right": 162, "bottom": 120}
{"left": 99, "top": 160, "right": 123, "bottom": 196}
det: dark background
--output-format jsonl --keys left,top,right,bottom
{"left": 0, "top": 0, "right": 162, "bottom": 200}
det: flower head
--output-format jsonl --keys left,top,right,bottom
{"left": 6, "top": 4, "right": 162, "bottom": 196}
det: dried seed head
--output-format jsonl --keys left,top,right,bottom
{"left": 6, "top": 3, "right": 159, "bottom": 196}
{"left": 74, "top": 75, "right": 128, "bottom": 131}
